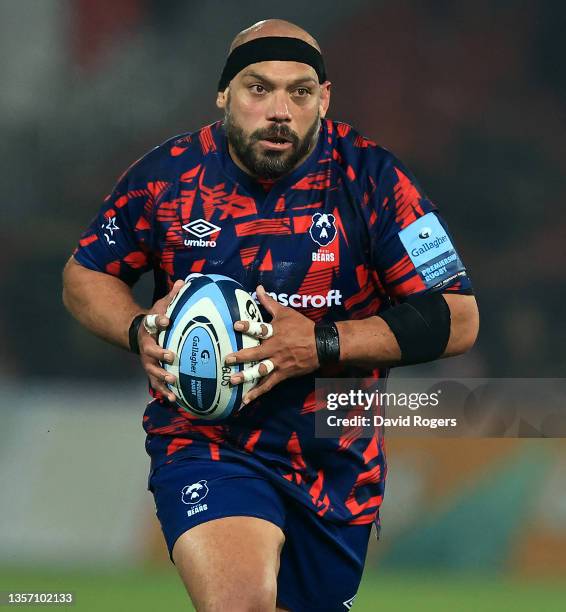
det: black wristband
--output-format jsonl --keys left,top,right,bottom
{"left": 314, "top": 323, "right": 340, "bottom": 366}
{"left": 128, "top": 314, "right": 146, "bottom": 354}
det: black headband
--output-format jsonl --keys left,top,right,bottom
{"left": 218, "top": 36, "right": 327, "bottom": 92}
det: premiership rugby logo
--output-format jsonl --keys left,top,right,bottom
{"left": 309, "top": 213, "right": 337, "bottom": 247}
{"left": 183, "top": 219, "right": 221, "bottom": 247}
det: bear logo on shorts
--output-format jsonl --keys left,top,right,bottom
{"left": 309, "top": 213, "right": 337, "bottom": 247}
{"left": 181, "top": 480, "right": 209, "bottom": 505}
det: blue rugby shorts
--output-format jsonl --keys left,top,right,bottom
{"left": 148, "top": 454, "right": 373, "bottom": 612}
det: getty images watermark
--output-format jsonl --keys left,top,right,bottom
{"left": 325, "top": 387, "right": 452, "bottom": 430}
{"left": 314, "top": 378, "right": 566, "bottom": 438}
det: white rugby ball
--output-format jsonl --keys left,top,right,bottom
{"left": 159, "top": 273, "right": 263, "bottom": 420}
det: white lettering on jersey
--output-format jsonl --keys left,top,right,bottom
{"left": 312, "top": 251, "right": 335, "bottom": 262}
{"left": 252, "top": 290, "right": 342, "bottom": 308}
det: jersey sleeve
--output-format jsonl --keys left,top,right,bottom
{"left": 72, "top": 157, "right": 155, "bottom": 286}
{"left": 368, "top": 153, "right": 473, "bottom": 301}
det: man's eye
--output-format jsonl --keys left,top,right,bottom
{"left": 250, "top": 84, "right": 266, "bottom": 94}
{"left": 295, "top": 88, "right": 311, "bottom": 97}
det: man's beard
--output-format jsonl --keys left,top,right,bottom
{"left": 224, "top": 108, "right": 321, "bottom": 180}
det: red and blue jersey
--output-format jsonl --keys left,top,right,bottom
{"left": 73, "top": 119, "right": 472, "bottom": 526}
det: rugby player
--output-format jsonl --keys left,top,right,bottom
{"left": 62, "top": 18, "right": 479, "bottom": 612}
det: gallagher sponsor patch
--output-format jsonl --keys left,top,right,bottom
{"left": 399, "top": 212, "right": 466, "bottom": 288}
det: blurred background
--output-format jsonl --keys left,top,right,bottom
{"left": 1, "top": 1, "right": 565, "bottom": 610}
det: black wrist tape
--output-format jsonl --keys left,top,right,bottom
{"left": 378, "top": 292, "right": 451, "bottom": 365}
{"left": 315, "top": 323, "right": 340, "bottom": 365}
{"left": 128, "top": 314, "right": 146, "bottom": 354}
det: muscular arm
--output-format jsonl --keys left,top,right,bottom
{"left": 62, "top": 256, "right": 184, "bottom": 401}
{"left": 336, "top": 293, "right": 479, "bottom": 368}
{"left": 62, "top": 256, "right": 146, "bottom": 350}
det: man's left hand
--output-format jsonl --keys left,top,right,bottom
{"left": 224, "top": 285, "right": 320, "bottom": 404}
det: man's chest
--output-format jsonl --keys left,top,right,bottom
{"left": 151, "top": 167, "right": 380, "bottom": 319}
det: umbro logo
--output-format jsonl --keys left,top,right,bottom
{"left": 183, "top": 219, "right": 221, "bottom": 238}
{"left": 182, "top": 218, "right": 220, "bottom": 247}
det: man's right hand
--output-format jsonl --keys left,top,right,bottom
{"left": 139, "top": 279, "right": 185, "bottom": 402}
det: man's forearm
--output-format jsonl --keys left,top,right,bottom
{"left": 62, "top": 257, "right": 147, "bottom": 350}
{"left": 336, "top": 316, "right": 401, "bottom": 367}
{"left": 336, "top": 293, "right": 479, "bottom": 368}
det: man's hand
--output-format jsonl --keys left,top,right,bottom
{"left": 139, "top": 279, "right": 185, "bottom": 402}
{"left": 225, "top": 285, "right": 319, "bottom": 404}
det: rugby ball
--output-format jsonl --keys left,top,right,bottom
{"left": 159, "top": 273, "right": 263, "bottom": 420}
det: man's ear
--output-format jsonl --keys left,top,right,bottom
{"left": 319, "top": 81, "right": 331, "bottom": 118}
{"left": 216, "top": 88, "right": 228, "bottom": 109}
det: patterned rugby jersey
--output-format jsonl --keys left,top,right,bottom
{"left": 73, "top": 119, "right": 472, "bottom": 526}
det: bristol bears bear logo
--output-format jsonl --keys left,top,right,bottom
{"left": 181, "top": 480, "right": 209, "bottom": 505}
{"left": 309, "top": 213, "right": 337, "bottom": 247}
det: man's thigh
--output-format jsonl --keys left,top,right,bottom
{"left": 174, "top": 516, "right": 285, "bottom": 611}
{"left": 149, "top": 457, "right": 287, "bottom": 611}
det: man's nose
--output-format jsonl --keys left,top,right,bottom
{"left": 267, "top": 91, "right": 292, "bottom": 122}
